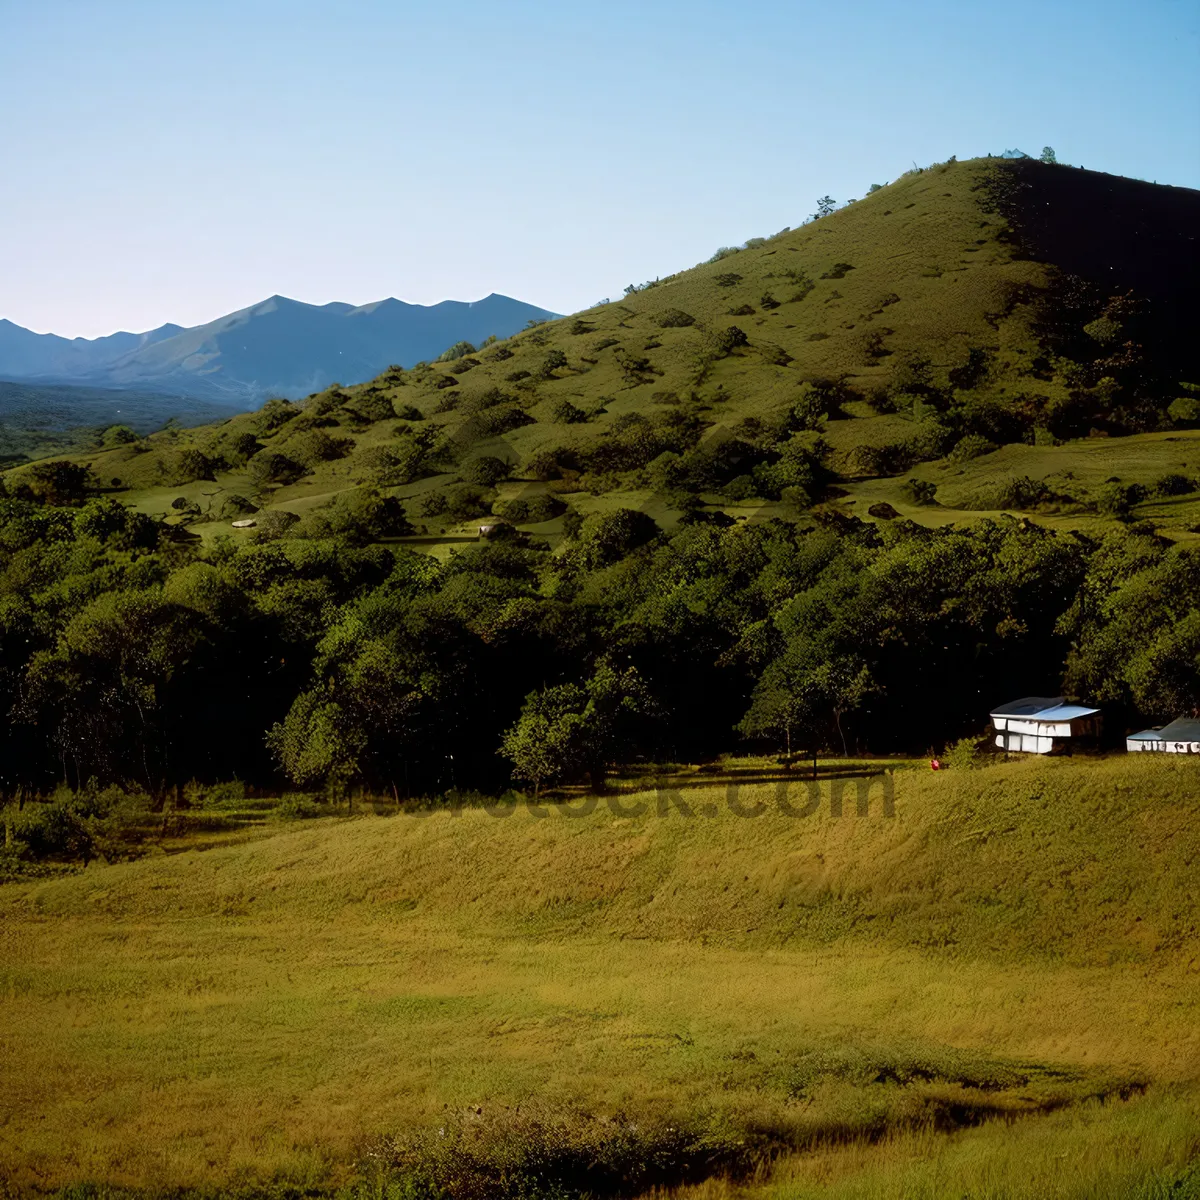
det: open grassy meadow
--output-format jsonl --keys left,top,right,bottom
{"left": 3, "top": 756, "right": 1199, "bottom": 1198}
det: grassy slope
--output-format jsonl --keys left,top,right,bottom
{"left": 839, "top": 428, "right": 1200, "bottom": 536}
{"left": 2, "top": 756, "right": 1198, "bottom": 1196}
{"left": 11, "top": 158, "right": 1199, "bottom": 548}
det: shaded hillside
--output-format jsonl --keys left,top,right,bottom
{"left": 994, "top": 158, "right": 1200, "bottom": 341}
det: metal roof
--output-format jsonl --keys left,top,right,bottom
{"left": 990, "top": 696, "right": 1064, "bottom": 718}
{"left": 1159, "top": 718, "right": 1200, "bottom": 742}
{"left": 989, "top": 697, "right": 1099, "bottom": 722}
{"left": 1034, "top": 704, "right": 1101, "bottom": 722}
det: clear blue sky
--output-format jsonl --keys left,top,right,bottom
{"left": 1, "top": 0, "right": 1197, "bottom": 338}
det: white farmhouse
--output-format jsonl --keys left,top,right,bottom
{"left": 990, "top": 696, "right": 1102, "bottom": 755}
{"left": 1126, "top": 718, "right": 1200, "bottom": 754}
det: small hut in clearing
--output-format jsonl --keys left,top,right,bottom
{"left": 1126, "top": 718, "right": 1200, "bottom": 754}
{"left": 989, "top": 696, "right": 1102, "bottom": 755}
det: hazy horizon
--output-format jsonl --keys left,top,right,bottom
{"left": 3, "top": 0, "right": 1197, "bottom": 339}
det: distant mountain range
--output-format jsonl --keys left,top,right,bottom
{"left": 0, "top": 293, "right": 558, "bottom": 404}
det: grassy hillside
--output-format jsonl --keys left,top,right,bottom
{"left": 2, "top": 756, "right": 1198, "bottom": 1197}
{"left": 7, "top": 156, "right": 1195, "bottom": 551}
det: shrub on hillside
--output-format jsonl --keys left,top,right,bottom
{"left": 419, "top": 491, "right": 448, "bottom": 517}
{"left": 248, "top": 509, "right": 300, "bottom": 542}
{"left": 275, "top": 794, "right": 323, "bottom": 820}
{"left": 101, "top": 425, "right": 138, "bottom": 449}
{"left": 942, "top": 736, "right": 988, "bottom": 770}
{"left": 443, "top": 484, "right": 494, "bottom": 522}
{"left": 461, "top": 403, "right": 535, "bottom": 439}
{"left": 283, "top": 429, "right": 353, "bottom": 468}
{"left": 355, "top": 445, "right": 404, "bottom": 486}
{"left": 306, "top": 388, "right": 350, "bottom": 417}
{"left": 436, "top": 341, "right": 477, "bottom": 362}
{"left": 947, "top": 434, "right": 999, "bottom": 463}
{"left": 576, "top": 508, "right": 661, "bottom": 568}
{"left": 713, "top": 326, "right": 748, "bottom": 355}
{"left": 526, "top": 448, "right": 576, "bottom": 481}
{"left": 1152, "top": 472, "right": 1195, "bottom": 498}
{"left": 256, "top": 397, "right": 299, "bottom": 432}
{"left": 248, "top": 451, "right": 305, "bottom": 486}
{"left": 297, "top": 488, "right": 413, "bottom": 543}
{"left": 787, "top": 275, "right": 816, "bottom": 303}
{"left": 656, "top": 308, "right": 696, "bottom": 328}
{"left": 962, "top": 476, "right": 1061, "bottom": 512}
{"left": 953, "top": 393, "right": 1027, "bottom": 445}
{"left": 72, "top": 498, "right": 160, "bottom": 549}
{"left": 902, "top": 478, "right": 939, "bottom": 506}
{"left": 495, "top": 494, "right": 566, "bottom": 525}
{"left": 846, "top": 443, "right": 919, "bottom": 478}
{"left": 156, "top": 450, "right": 215, "bottom": 486}
{"left": 219, "top": 494, "right": 259, "bottom": 521}
{"left": 614, "top": 350, "right": 659, "bottom": 387}
{"left": 462, "top": 456, "right": 509, "bottom": 487}
{"left": 551, "top": 399, "right": 588, "bottom": 424}
{"left": 1096, "top": 481, "right": 1146, "bottom": 518}
{"left": 1168, "top": 397, "right": 1200, "bottom": 426}
{"left": 214, "top": 431, "right": 262, "bottom": 468}
{"left": 344, "top": 390, "right": 396, "bottom": 424}
{"left": 890, "top": 352, "right": 936, "bottom": 397}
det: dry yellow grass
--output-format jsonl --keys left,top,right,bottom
{"left": 2, "top": 756, "right": 1198, "bottom": 1196}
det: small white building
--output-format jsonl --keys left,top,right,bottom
{"left": 1126, "top": 718, "right": 1200, "bottom": 754}
{"left": 990, "top": 696, "right": 1102, "bottom": 755}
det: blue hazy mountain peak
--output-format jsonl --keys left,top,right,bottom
{"left": 0, "top": 292, "right": 558, "bottom": 403}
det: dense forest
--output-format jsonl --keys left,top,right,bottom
{"left": 0, "top": 479, "right": 1196, "bottom": 801}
